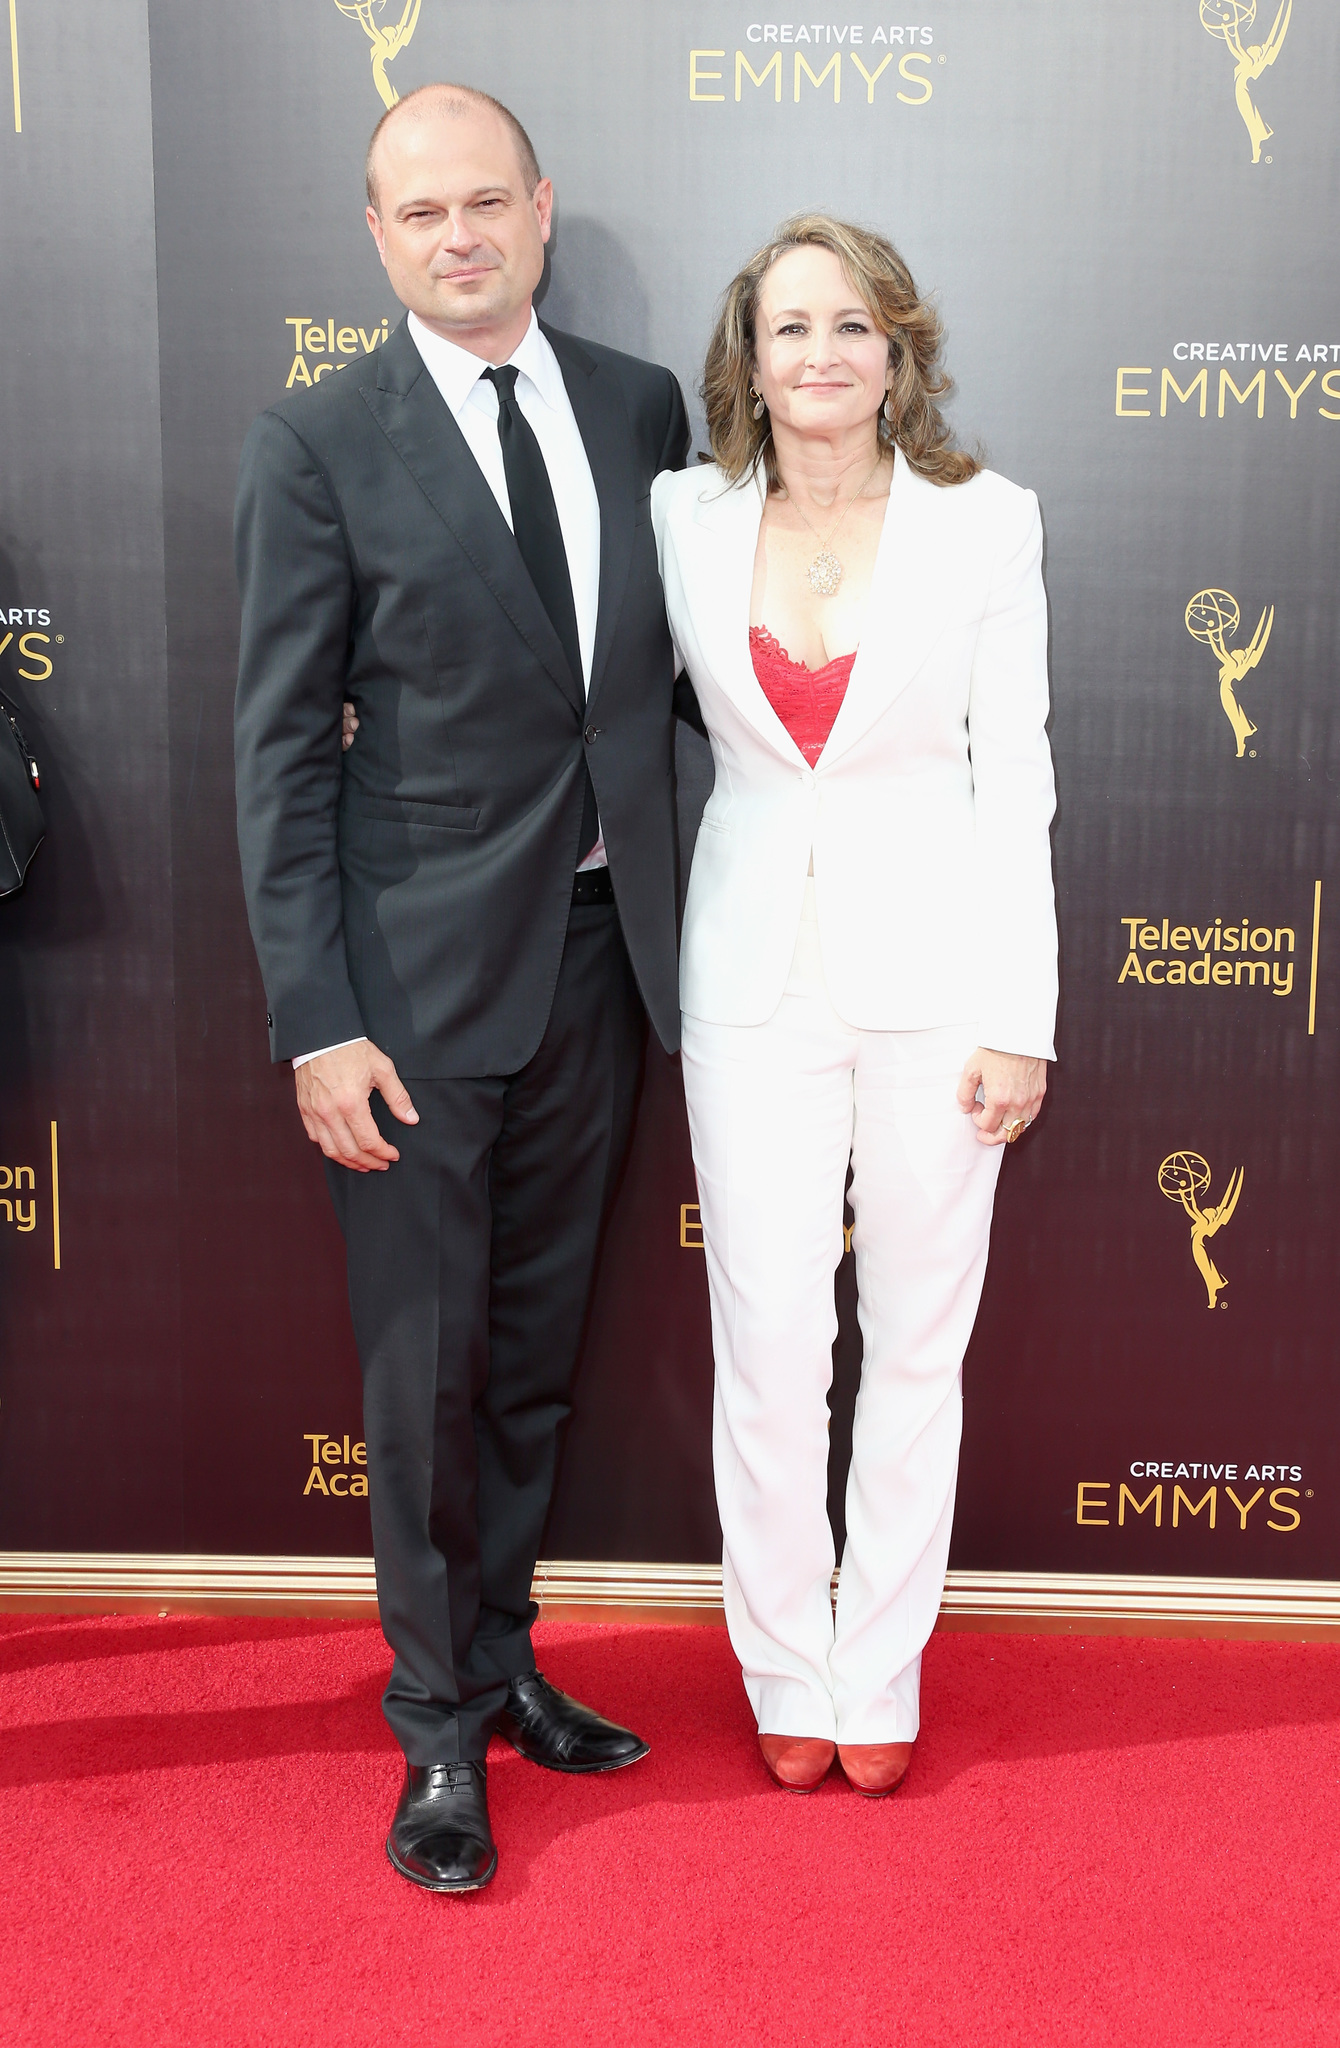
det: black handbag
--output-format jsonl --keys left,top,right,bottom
{"left": 0, "top": 689, "right": 45, "bottom": 896}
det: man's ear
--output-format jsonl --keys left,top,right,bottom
{"left": 534, "top": 177, "right": 554, "bottom": 246}
{"left": 366, "top": 206, "right": 387, "bottom": 265}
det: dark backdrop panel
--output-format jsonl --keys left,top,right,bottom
{"left": 1, "top": 0, "right": 1336, "bottom": 1577}
{"left": 148, "top": 0, "right": 396, "bottom": 1557}
{"left": 0, "top": 0, "right": 181, "bottom": 1548}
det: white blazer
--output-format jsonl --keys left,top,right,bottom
{"left": 652, "top": 449, "right": 1058, "bottom": 1059}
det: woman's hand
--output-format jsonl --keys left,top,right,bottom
{"left": 956, "top": 1048, "right": 1047, "bottom": 1147}
{"left": 341, "top": 701, "right": 359, "bottom": 751}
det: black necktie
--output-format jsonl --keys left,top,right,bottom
{"left": 484, "top": 366, "right": 600, "bottom": 863}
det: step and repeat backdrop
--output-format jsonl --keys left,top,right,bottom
{"left": 0, "top": 0, "right": 1335, "bottom": 1576}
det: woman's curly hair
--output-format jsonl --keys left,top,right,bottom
{"left": 701, "top": 211, "right": 979, "bottom": 491}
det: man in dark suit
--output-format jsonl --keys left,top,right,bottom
{"left": 234, "top": 83, "right": 693, "bottom": 1893}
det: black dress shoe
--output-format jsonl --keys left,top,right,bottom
{"left": 496, "top": 1671, "right": 649, "bottom": 1774}
{"left": 385, "top": 1761, "right": 497, "bottom": 1893}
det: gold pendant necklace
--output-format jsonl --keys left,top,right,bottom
{"left": 786, "top": 456, "right": 884, "bottom": 597}
{"left": 807, "top": 547, "right": 845, "bottom": 599}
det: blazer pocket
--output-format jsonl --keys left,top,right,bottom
{"left": 633, "top": 492, "right": 652, "bottom": 527}
{"left": 345, "top": 794, "right": 482, "bottom": 831}
{"left": 697, "top": 815, "right": 731, "bottom": 836}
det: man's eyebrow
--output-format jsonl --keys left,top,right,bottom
{"left": 395, "top": 185, "right": 513, "bottom": 215}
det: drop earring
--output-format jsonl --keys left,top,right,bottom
{"left": 883, "top": 388, "right": 895, "bottom": 426}
{"left": 751, "top": 386, "right": 766, "bottom": 421}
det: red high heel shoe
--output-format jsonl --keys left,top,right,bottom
{"left": 837, "top": 1742, "right": 913, "bottom": 1797}
{"left": 758, "top": 1734, "right": 836, "bottom": 1792}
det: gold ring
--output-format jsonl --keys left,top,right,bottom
{"left": 1003, "top": 1117, "right": 1029, "bottom": 1144}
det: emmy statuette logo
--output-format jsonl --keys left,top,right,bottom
{"left": 1185, "top": 588, "right": 1272, "bottom": 758}
{"left": 1199, "top": 0, "right": 1291, "bottom": 164}
{"left": 7, "top": 0, "right": 21, "bottom": 132}
{"left": 332, "top": 0, "right": 421, "bottom": 110}
{"left": 1158, "top": 1151, "right": 1244, "bottom": 1309}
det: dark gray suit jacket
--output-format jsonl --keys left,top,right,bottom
{"left": 234, "top": 317, "right": 693, "bottom": 1076}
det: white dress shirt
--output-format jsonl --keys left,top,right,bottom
{"left": 295, "top": 309, "right": 606, "bottom": 1069}
{"left": 407, "top": 309, "right": 602, "bottom": 695}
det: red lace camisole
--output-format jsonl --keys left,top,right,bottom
{"left": 749, "top": 625, "right": 855, "bottom": 767}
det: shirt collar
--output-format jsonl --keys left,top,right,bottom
{"left": 407, "top": 307, "right": 564, "bottom": 420}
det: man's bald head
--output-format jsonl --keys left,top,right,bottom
{"left": 365, "top": 83, "right": 541, "bottom": 214}
{"left": 363, "top": 80, "right": 552, "bottom": 360}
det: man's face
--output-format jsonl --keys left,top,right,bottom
{"left": 367, "top": 102, "right": 551, "bottom": 348}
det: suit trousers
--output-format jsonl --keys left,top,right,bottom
{"left": 327, "top": 901, "right": 645, "bottom": 1764}
{"left": 680, "top": 881, "right": 1003, "bottom": 1744}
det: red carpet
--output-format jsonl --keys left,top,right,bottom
{"left": 2, "top": 1616, "right": 1338, "bottom": 2045}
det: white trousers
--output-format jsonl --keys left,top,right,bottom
{"left": 680, "top": 882, "right": 1003, "bottom": 1744}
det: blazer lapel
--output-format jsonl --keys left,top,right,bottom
{"left": 360, "top": 321, "right": 584, "bottom": 717}
{"left": 685, "top": 471, "right": 809, "bottom": 763}
{"left": 817, "top": 449, "right": 955, "bottom": 767}
{"left": 543, "top": 324, "right": 635, "bottom": 715}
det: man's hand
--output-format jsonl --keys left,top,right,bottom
{"left": 295, "top": 1038, "right": 418, "bottom": 1171}
{"left": 956, "top": 1047, "right": 1047, "bottom": 1148}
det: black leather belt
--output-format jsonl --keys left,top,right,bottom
{"left": 571, "top": 866, "right": 615, "bottom": 906}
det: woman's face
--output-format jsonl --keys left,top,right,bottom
{"left": 752, "top": 245, "right": 892, "bottom": 443}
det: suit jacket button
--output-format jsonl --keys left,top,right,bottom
{"left": 266, "top": 1012, "right": 273, "bottom": 1027}
{"left": 584, "top": 724, "right": 602, "bottom": 744}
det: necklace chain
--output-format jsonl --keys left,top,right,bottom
{"left": 781, "top": 456, "right": 885, "bottom": 597}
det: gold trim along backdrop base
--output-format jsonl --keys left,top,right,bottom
{"left": 1, "top": 1556, "right": 1339, "bottom": 1639}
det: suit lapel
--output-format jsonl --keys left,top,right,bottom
{"left": 685, "top": 471, "right": 809, "bottom": 762}
{"left": 543, "top": 324, "right": 635, "bottom": 715}
{"left": 683, "top": 450, "right": 955, "bottom": 768}
{"left": 360, "top": 321, "right": 584, "bottom": 717}
{"left": 817, "top": 448, "right": 955, "bottom": 767}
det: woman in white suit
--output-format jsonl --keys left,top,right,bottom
{"left": 652, "top": 215, "right": 1056, "bottom": 1798}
